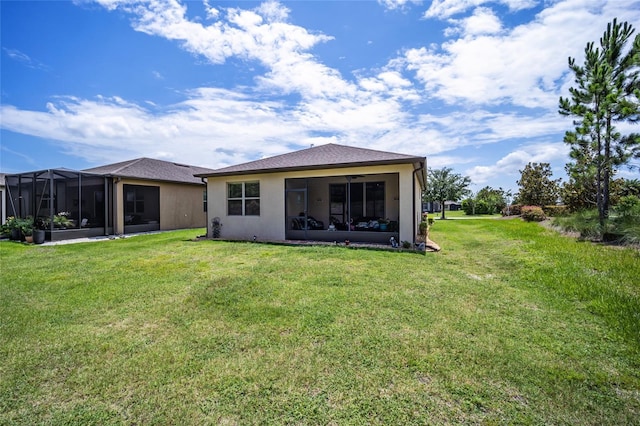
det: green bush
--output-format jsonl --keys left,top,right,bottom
{"left": 462, "top": 198, "right": 498, "bottom": 215}
{"left": 552, "top": 208, "right": 639, "bottom": 243}
{"left": 553, "top": 209, "right": 601, "bottom": 238}
{"left": 612, "top": 196, "right": 640, "bottom": 244}
{"left": 542, "top": 205, "right": 569, "bottom": 217}
{"left": 521, "top": 206, "right": 546, "bottom": 222}
{"left": 616, "top": 195, "right": 640, "bottom": 217}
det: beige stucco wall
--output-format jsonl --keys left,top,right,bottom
{"left": 113, "top": 179, "right": 206, "bottom": 234}
{"left": 205, "top": 163, "right": 423, "bottom": 243}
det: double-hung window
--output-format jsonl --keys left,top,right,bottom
{"left": 227, "top": 182, "right": 260, "bottom": 216}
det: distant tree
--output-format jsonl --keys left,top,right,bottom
{"left": 424, "top": 167, "right": 471, "bottom": 219}
{"left": 516, "top": 163, "right": 561, "bottom": 206}
{"left": 558, "top": 18, "right": 640, "bottom": 225}
{"left": 564, "top": 175, "right": 640, "bottom": 211}
{"left": 461, "top": 186, "right": 510, "bottom": 215}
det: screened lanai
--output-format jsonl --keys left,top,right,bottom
{"left": 5, "top": 169, "right": 114, "bottom": 241}
{"left": 284, "top": 173, "right": 401, "bottom": 244}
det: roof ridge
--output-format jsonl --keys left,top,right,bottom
{"left": 110, "top": 157, "right": 145, "bottom": 174}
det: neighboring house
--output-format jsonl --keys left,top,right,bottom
{"left": 423, "top": 201, "right": 461, "bottom": 213}
{"left": 196, "top": 143, "right": 427, "bottom": 244}
{"left": 4, "top": 158, "right": 214, "bottom": 242}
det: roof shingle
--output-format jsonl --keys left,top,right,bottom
{"left": 197, "top": 143, "right": 425, "bottom": 177}
{"left": 84, "top": 158, "right": 214, "bottom": 184}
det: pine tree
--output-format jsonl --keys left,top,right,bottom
{"left": 559, "top": 19, "right": 640, "bottom": 225}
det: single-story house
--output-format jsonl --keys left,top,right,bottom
{"left": 4, "top": 158, "right": 214, "bottom": 242}
{"left": 196, "top": 143, "right": 427, "bottom": 244}
{"left": 423, "top": 200, "right": 462, "bottom": 213}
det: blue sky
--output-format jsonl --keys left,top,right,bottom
{"left": 1, "top": 0, "right": 639, "bottom": 194}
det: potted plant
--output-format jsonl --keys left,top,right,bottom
{"left": 20, "top": 218, "right": 34, "bottom": 243}
{"left": 53, "top": 211, "right": 73, "bottom": 229}
{"left": 0, "top": 222, "right": 9, "bottom": 239}
{"left": 6, "top": 216, "right": 21, "bottom": 241}
{"left": 32, "top": 217, "right": 47, "bottom": 245}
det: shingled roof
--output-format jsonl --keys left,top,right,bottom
{"left": 84, "top": 158, "right": 215, "bottom": 185}
{"left": 196, "top": 143, "right": 426, "bottom": 178}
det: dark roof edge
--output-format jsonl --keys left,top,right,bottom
{"left": 4, "top": 168, "right": 107, "bottom": 178}
{"left": 195, "top": 157, "right": 426, "bottom": 178}
{"left": 100, "top": 174, "right": 206, "bottom": 185}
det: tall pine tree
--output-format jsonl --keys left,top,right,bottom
{"left": 559, "top": 19, "right": 640, "bottom": 226}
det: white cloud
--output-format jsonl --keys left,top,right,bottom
{"left": 4, "top": 0, "right": 637, "bottom": 194}
{"left": 3, "top": 47, "right": 49, "bottom": 70}
{"left": 465, "top": 142, "right": 569, "bottom": 185}
{"left": 407, "top": 0, "right": 640, "bottom": 108}
{"left": 202, "top": 0, "right": 219, "bottom": 19}
{"left": 0, "top": 91, "right": 305, "bottom": 168}
{"left": 424, "top": 0, "right": 537, "bottom": 19}
{"left": 445, "top": 7, "right": 503, "bottom": 37}
{"left": 377, "top": 0, "right": 422, "bottom": 11}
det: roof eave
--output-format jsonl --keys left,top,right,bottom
{"left": 195, "top": 157, "right": 426, "bottom": 178}
{"left": 103, "top": 173, "right": 206, "bottom": 185}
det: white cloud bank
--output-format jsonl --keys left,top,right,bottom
{"left": 2, "top": 0, "right": 639, "bottom": 188}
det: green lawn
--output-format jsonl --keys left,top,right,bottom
{"left": 1, "top": 220, "right": 639, "bottom": 425}
{"left": 431, "top": 210, "right": 501, "bottom": 219}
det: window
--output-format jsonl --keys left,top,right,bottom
{"left": 203, "top": 190, "right": 208, "bottom": 212}
{"left": 123, "top": 184, "right": 160, "bottom": 225}
{"left": 126, "top": 189, "right": 145, "bottom": 213}
{"left": 228, "top": 181, "right": 260, "bottom": 216}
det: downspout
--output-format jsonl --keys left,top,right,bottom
{"left": 200, "top": 177, "right": 208, "bottom": 237}
{"left": 413, "top": 162, "right": 426, "bottom": 241}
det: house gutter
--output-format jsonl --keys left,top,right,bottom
{"left": 413, "top": 161, "right": 426, "bottom": 241}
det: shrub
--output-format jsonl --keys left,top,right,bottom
{"left": 553, "top": 209, "right": 605, "bottom": 240}
{"left": 542, "top": 205, "right": 570, "bottom": 217}
{"left": 502, "top": 204, "right": 522, "bottom": 216}
{"left": 461, "top": 198, "right": 473, "bottom": 215}
{"left": 521, "top": 206, "right": 546, "bottom": 222}
{"left": 620, "top": 225, "right": 640, "bottom": 245}
{"left": 616, "top": 195, "right": 640, "bottom": 218}
{"left": 463, "top": 198, "right": 499, "bottom": 215}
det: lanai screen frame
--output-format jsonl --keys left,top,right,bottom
{"left": 5, "top": 169, "right": 113, "bottom": 241}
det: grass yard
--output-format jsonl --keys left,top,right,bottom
{"left": 431, "top": 210, "right": 501, "bottom": 219}
{"left": 1, "top": 219, "right": 639, "bottom": 425}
